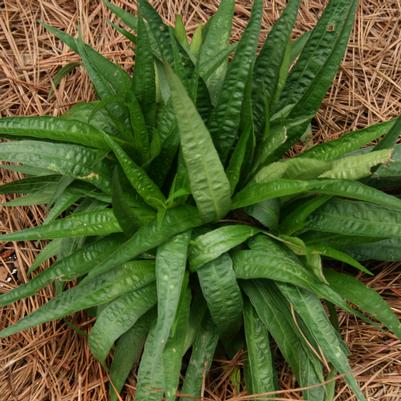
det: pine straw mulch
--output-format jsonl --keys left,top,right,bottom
{"left": 1, "top": 0, "right": 401, "bottom": 400}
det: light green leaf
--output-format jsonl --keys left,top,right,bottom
{"left": 319, "top": 149, "right": 392, "bottom": 180}
{"left": 300, "top": 119, "right": 396, "bottom": 161}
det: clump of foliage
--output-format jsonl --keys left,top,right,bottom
{"left": 1, "top": 0, "right": 401, "bottom": 400}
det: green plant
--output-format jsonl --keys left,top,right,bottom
{"left": 0, "top": 0, "right": 401, "bottom": 400}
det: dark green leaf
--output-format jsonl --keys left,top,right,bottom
{"left": 109, "top": 311, "right": 153, "bottom": 401}
{"left": 89, "top": 284, "right": 157, "bottom": 365}
{"left": 197, "top": 254, "right": 243, "bottom": 339}
{"left": 208, "top": 0, "right": 263, "bottom": 164}
{"left": 166, "top": 65, "right": 231, "bottom": 221}
{"left": 243, "top": 301, "right": 276, "bottom": 397}
{"left": 325, "top": 270, "right": 401, "bottom": 340}
{"left": 189, "top": 224, "right": 260, "bottom": 270}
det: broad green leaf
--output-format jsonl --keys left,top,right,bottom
{"left": 181, "top": 316, "right": 219, "bottom": 401}
{"left": 243, "top": 281, "right": 326, "bottom": 401}
{"left": 165, "top": 65, "right": 231, "bottom": 221}
{"left": 0, "top": 140, "right": 112, "bottom": 193}
{"left": 0, "top": 209, "right": 121, "bottom": 241}
{"left": 103, "top": 133, "right": 166, "bottom": 210}
{"left": 252, "top": 0, "right": 300, "bottom": 135}
{"left": 254, "top": 158, "right": 330, "bottom": 183}
{"left": 0, "top": 116, "right": 108, "bottom": 149}
{"left": 300, "top": 119, "right": 396, "bottom": 161}
{"left": 197, "top": 254, "right": 243, "bottom": 339}
{"left": 155, "top": 232, "right": 190, "bottom": 351}
{"left": 189, "top": 224, "right": 260, "bottom": 270}
{"left": 306, "top": 198, "right": 401, "bottom": 238}
{"left": 208, "top": 0, "right": 263, "bottom": 164}
{"left": 279, "top": 284, "right": 366, "bottom": 401}
{"left": 243, "top": 302, "right": 276, "bottom": 397}
{"left": 343, "top": 238, "right": 401, "bottom": 262}
{"left": 109, "top": 311, "right": 153, "bottom": 401}
{"left": 89, "top": 284, "right": 157, "bottom": 365}
{"left": 85, "top": 206, "right": 203, "bottom": 280}
{"left": 233, "top": 178, "right": 401, "bottom": 212}
{"left": 0, "top": 260, "right": 155, "bottom": 337}
{"left": 325, "top": 269, "right": 401, "bottom": 340}
{"left": 111, "top": 167, "right": 156, "bottom": 236}
{"left": 0, "top": 235, "right": 124, "bottom": 307}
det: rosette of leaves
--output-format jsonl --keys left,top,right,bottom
{"left": 1, "top": 0, "right": 401, "bottom": 400}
